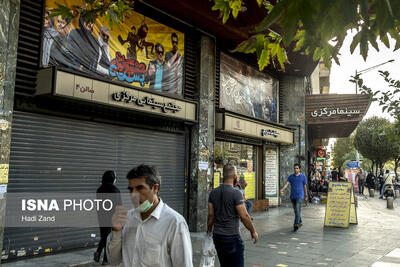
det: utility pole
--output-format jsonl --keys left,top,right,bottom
{"left": 355, "top": 59, "right": 395, "bottom": 94}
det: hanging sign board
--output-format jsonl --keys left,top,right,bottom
{"left": 324, "top": 182, "right": 352, "bottom": 228}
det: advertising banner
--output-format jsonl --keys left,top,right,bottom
{"left": 244, "top": 172, "right": 256, "bottom": 199}
{"left": 220, "top": 53, "right": 278, "bottom": 122}
{"left": 265, "top": 148, "right": 278, "bottom": 198}
{"left": 43, "top": 1, "right": 184, "bottom": 95}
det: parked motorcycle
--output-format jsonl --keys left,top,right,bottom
{"left": 383, "top": 184, "right": 395, "bottom": 199}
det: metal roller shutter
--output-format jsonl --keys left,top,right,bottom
{"left": 3, "top": 111, "right": 186, "bottom": 260}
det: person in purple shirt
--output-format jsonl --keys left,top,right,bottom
{"left": 280, "top": 163, "right": 308, "bottom": 231}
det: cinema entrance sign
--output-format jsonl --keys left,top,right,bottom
{"left": 306, "top": 94, "right": 371, "bottom": 139}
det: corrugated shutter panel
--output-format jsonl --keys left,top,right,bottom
{"left": 183, "top": 31, "right": 199, "bottom": 100}
{"left": 215, "top": 46, "right": 220, "bottom": 109}
{"left": 15, "top": 0, "right": 42, "bottom": 95}
{"left": 3, "top": 111, "right": 186, "bottom": 260}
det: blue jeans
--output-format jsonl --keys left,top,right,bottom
{"left": 291, "top": 198, "right": 303, "bottom": 225}
{"left": 245, "top": 200, "right": 253, "bottom": 215}
{"left": 213, "top": 234, "right": 244, "bottom": 267}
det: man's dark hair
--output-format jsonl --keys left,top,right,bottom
{"left": 294, "top": 163, "right": 301, "bottom": 169}
{"left": 223, "top": 163, "right": 236, "bottom": 180}
{"left": 386, "top": 170, "right": 390, "bottom": 174}
{"left": 171, "top": 32, "right": 178, "bottom": 40}
{"left": 127, "top": 164, "right": 161, "bottom": 190}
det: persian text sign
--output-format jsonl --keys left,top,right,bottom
{"left": 324, "top": 182, "right": 352, "bottom": 228}
{"left": 52, "top": 70, "right": 196, "bottom": 121}
{"left": 265, "top": 149, "right": 278, "bottom": 197}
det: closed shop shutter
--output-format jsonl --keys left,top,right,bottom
{"left": 2, "top": 111, "right": 186, "bottom": 260}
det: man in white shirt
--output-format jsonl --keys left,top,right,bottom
{"left": 107, "top": 164, "right": 193, "bottom": 266}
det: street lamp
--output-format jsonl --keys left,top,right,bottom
{"left": 355, "top": 59, "right": 395, "bottom": 94}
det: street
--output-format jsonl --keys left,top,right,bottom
{"left": 3, "top": 195, "right": 400, "bottom": 267}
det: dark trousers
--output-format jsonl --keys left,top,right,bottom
{"left": 96, "top": 227, "right": 111, "bottom": 262}
{"left": 213, "top": 234, "right": 244, "bottom": 267}
{"left": 291, "top": 198, "right": 303, "bottom": 225}
{"left": 358, "top": 180, "right": 365, "bottom": 195}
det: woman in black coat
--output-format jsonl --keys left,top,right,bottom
{"left": 94, "top": 170, "right": 122, "bottom": 265}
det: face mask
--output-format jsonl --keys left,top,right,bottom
{"left": 136, "top": 200, "right": 153, "bottom": 213}
{"left": 131, "top": 192, "right": 154, "bottom": 213}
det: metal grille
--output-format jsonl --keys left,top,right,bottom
{"left": 15, "top": 0, "right": 42, "bottom": 95}
{"left": 215, "top": 46, "right": 220, "bottom": 108}
{"left": 183, "top": 31, "right": 199, "bottom": 100}
{"left": 3, "top": 111, "right": 186, "bottom": 260}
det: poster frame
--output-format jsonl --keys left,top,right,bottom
{"left": 39, "top": 0, "right": 188, "bottom": 99}
{"left": 218, "top": 52, "right": 280, "bottom": 123}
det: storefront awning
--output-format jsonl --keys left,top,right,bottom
{"left": 306, "top": 94, "right": 371, "bottom": 138}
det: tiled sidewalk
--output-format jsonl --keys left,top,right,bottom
{"left": 3, "top": 195, "right": 400, "bottom": 267}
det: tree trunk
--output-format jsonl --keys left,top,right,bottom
{"left": 371, "top": 160, "right": 375, "bottom": 174}
{"left": 395, "top": 158, "right": 399, "bottom": 180}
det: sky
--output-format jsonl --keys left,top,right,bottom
{"left": 328, "top": 30, "right": 400, "bottom": 149}
{"left": 330, "top": 29, "right": 400, "bottom": 121}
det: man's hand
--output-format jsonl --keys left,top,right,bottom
{"left": 112, "top": 205, "right": 128, "bottom": 232}
{"left": 251, "top": 231, "right": 259, "bottom": 244}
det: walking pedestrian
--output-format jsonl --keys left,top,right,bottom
{"left": 280, "top": 163, "right": 308, "bottom": 231}
{"left": 107, "top": 164, "right": 193, "bottom": 266}
{"left": 366, "top": 171, "right": 375, "bottom": 190}
{"left": 94, "top": 170, "right": 122, "bottom": 265}
{"left": 380, "top": 170, "right": 394, "bottom": 199}
{"left": 356, "top": 168, "right": 366, "bottom": 195}
{"left": 331, "top": 168, "right": 338, "bottom": 182}
{"left": 207, "top": 163, "right": 258, "bottom": 267}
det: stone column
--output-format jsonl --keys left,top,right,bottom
{"left": 188, "top": 35, "right": 215, "bottom": 232}
{"left": 279, "top": 76, "right": 307, "bottom": 206}
{"left": 0, "top": 0, "right": 20, "bottom": 263}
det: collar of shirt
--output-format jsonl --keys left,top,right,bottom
{"left": 133, "top": 198, "right": 163, "bottom": 222}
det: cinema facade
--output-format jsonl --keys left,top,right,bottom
{"left": 1, "top": 0, "right": 318, "bottom": 261}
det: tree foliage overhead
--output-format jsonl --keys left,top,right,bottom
{"left": 211, "top": 0, "right": 400, "bottom": 71}
{"left": 354, "top": 117, "right": 396, "bottom": 169}
{"left": 48, "top": 0, "right": 134, "bottom": 29}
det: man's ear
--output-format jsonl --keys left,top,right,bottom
{"left": 153, "top": 184, "right": 160, "bottom": 195}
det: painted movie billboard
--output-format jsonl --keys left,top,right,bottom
{"left": 42, "top": 1, "right": 184, "bottom": 95}
{"left": 220, "top": 53, "right": 278, "bottom": 122}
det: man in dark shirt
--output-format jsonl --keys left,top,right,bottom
{"left": 207, "top": 163, "right": 258, "bottom": 267}
{"left": 280, "top": 163, "right": 308, "bottom": 231}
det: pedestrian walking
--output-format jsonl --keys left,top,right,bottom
{"left": 94, "top": 170, "right": 122, "bottom": 265}
{"left": 356, "top": 168, "right": 366, "bottom": 195}
{"left": 380, "top": 170, "right": 394, "bottom": 199}
{"left": 280, "top": 163, "right": 308, "bottom": 231}
{"left": 107, "top": 164, "right": 193, "bottom": 267}
{"left": 331, "top": 168, "right": 338, "bottom": 182}
{"left": 207, "top": 163, "right": 258, "bottom": 267}
{"left": 366, "top": 171, "right": 375, "bottom": 190}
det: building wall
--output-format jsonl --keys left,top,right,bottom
{"left": 279, "top": 76, "right": 307, "bottom": 206}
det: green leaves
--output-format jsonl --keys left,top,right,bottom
{"left": 49, "top": 0, "right": 133, "bottom": 29}
{"left": 211, "top": 0, "right": 400, "bottom": 72}
{"left": 211, "top": 0, "right": 244, "bottom": 24}
{"left": 232, "top": 33, "right": 287, "bottom": 71}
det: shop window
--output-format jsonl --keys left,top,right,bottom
{"left": 214, "top": 141, "right": 257, "bottom": 199}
